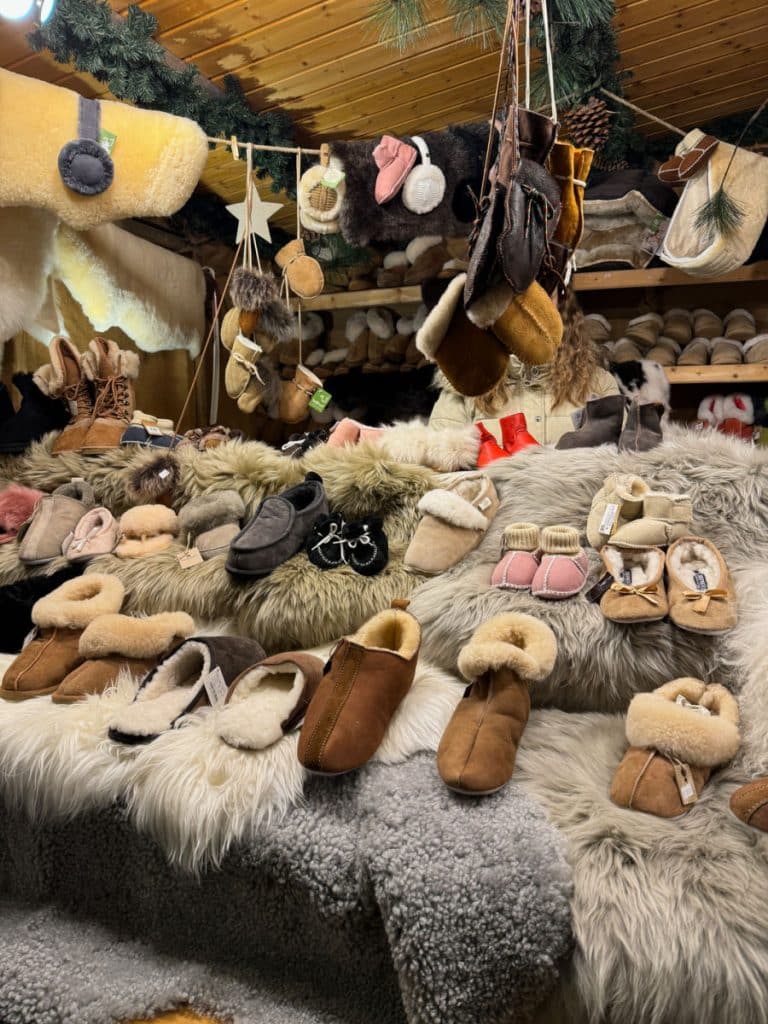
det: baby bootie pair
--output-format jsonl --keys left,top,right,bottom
{"left": 306, "top": 512, "right": 388, "bottom": 576}
{"left": 492, "top": 523, "right": 588, "bottom": 600}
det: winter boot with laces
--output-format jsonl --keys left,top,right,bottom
{"left": 41, "top": 336, "right": 96, "bottom": 455}
{"left": 80, "top": 338, "right": 139, "bottom": 454}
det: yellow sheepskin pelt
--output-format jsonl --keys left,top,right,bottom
{"left": 0, "top": 68, "right": 208, "bottom": 230}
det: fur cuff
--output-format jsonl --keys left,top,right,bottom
{"left": 116, "top": 534, "right": 176, "bottom": 558}
{"left": 32, "top": 573, "right": 125, "bottom": 630}
{"left": 418, "top": 488, "right": 489, "bottom": 531}
{"left": 346, "top": 312, "right": 367, "bottom": 343}
{"left": 367, "top": 308, "right": 394, "bottom": 339}
{"left": 458, "top": 613, "right": 557, "bottom": 683}
{"left": 79, "top": 611, "right": 195, "bottom": 659}
{"left": 178, "top": 490, "right": 245, "bottom": 538}
{"left": 415, "top": 274, "right": 465, "bottom": 359}
{"left": 406, "top": 235, "right": 443, "bottom": 264}
{"left": 626, "top": 678, "right": 740, "bottom": 767}
{"left": 466, "top": 281, "right": 512, "bottom": 330}
{"left": 120, "top": 504, "right": 179, "bottom": 539}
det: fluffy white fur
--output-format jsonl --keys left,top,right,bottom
{"left": 217, "top": 662, "right": 306, "bottom": 750}
{"left": 405, "top": 235, "right": 443, "bottom": 263}
{"left": 289, "top": 310, "right": 324, "bottom": 342}
{"left": 115, "top": 534, "right": 176, "bottom": 559}
{"left": 322, "top": 347, "right": 348, "bottom": 364}
{"left": 457, "top": 613, "right": 557, "bottom": 682}
{"left": 667, "top": 537, "right": 723, "bottom": 589}
{"left": 0, "top": 207, "right": 58, "bottom": 343}
{"left": 32, "top": 573, "right": 125, "bottom": 629}
{"left": 345, "top": 311, "right": 367, "bottom": 342}
{"left": 109, "top": 641, "right": 210, "bottom": 738}
{"left": 602, "top": 545, "right": 664, "bottom": 586}
{"left": 119, "top": 504, "right": 179, "bottom": 538}
{"left": 367, "top": 307, "right": 394, "bottom": 339}
{"left": 383, "top": 251, "right": 408, "bottom": 269}
{"left": 615, "top": 359, "right": 671, "bottom": 410}
{"left": 415, "top": 274, "right": 464, "bottom": 359}
{"left": 79, "top": 612, "right": 195, "bottom": 660}
{"left": 626, "top": 678, "right": 740, "bottom": 766}
{"left": 466, "top": 280, "right": 511, "bottom": 329}
{"left": 352, "top": 607, "right": 421, "bottom": 660}
{"left": 418, "top": 488, "right": 490, "bottom": 531}
{"left": 396, "top": 315, "right": 415, "bottom": 336}
{"left": 373, "top": 418, "right": 479, "bottom": 472}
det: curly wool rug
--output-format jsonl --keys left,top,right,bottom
{"left": 0, "top": 754, "right": 573, "bottom": 1024}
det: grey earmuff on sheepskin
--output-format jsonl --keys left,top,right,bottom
{"left": 58, "top": 97, "right": 114, "bottom": 196}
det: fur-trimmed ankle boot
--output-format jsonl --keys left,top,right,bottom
{"left": 437, "top": 613, "right": 557, "bottom": 795}
{"left": 37, "top": 336, "right": 96, "bottom": 455}
{"left": 52, "top": 611, "right": 195, "bottom": 704}
{"left": 79, "top": 338, "right": 139, "bottom": 453}
{"left": 0, "top": 574, "right": 125, "bottom": 700}
{"left": 611, "top": 678, "right": 740, "bottom": 818}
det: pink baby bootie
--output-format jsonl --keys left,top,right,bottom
{"left": 531, "top": 525, "right": 589, "bottom": 600}
{"left": 491, "top": 523, "right": 540, "bottom": 590}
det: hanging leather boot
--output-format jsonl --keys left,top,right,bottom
{"left": 556, "top": 394, "right": 625, "bottom": 450}
{"left": 42, "top": 336, "right": 96, "bottom": 455}
{"left": 618, "top": 400, "right": 664, "bottom": 453}
{"left": 79, "top": 338, "right": 139, "bottom": 454}
{"left": 476, "top": 423, "right": 508, "bottom": 467}
{"left": 500, "top": 412, "right": 540, "bottom": 454}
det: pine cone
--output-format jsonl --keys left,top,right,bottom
{"left": 562, "top": 96, "right": 613, "bottom": 152}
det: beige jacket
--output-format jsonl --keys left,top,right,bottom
{"left": 429, "top": 359, "right": 619, "bottom": 445}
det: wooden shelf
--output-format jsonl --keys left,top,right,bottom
{"left": 301, "top": 262, "right": 768, "bottom": 310}
{"left": 573, "top": 261, "right": 768, "bottom": 291}
{"left": 665, "top": 364, "right": 768, "bottom": 384}
{"left": 301, "top": 286, "right": 422, "bottom": 311}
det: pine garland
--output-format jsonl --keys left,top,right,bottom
{"left": 28, "top": 0, "right": 296, "bottom": 191}
{"left": 370, "top": 0, "right": 506, "bottom": 49}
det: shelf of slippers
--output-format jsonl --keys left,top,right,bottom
{"left": 664, "top": 364, "right": 768, "bottom": 384}
{"left": 300, "top": 262, "right": 768, "bottom": 311}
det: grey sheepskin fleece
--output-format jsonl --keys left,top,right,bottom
{"left": 0, "top": 756, "right": 573, "bottom": 1024}
{"left": 518, "top": 710, "right": 768, "bottom": 1024}
{"left": 230, "top": 266, "right": 280, "bottom": 309}
{"left": 332, "top": 124, "right": 487, "bottom": 245}
{"left": 410, "top": 427, "right": 768, "bottom": 712}
{"left": 126, "top": 451, "right": 181, "bottom": 503}
{"left": 177, "top": 487, "right": 245, "bottom": 537}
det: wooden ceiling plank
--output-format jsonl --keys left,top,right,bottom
{"left": 632, "top": 61, "right": 768, "bottom": 112}
{"left": 620, "top": 3, "right": 768, "bottom": 60}
{"left": 625, "top": 42, "right": 768, "bottom": 99}
{"left": 622, "top": 22, "right": 768, "bottom": 80}
{"left": 619, "top": 0, "right": 765, "bottom": 51}
{"left": 639, "top": 86, "right": 768, "bottom": 134}
{"left": 616, "top": 0, "right": 745, "bottom": 33}
{"left": 639, "top": 74, "right": 768, "bottom": 122}
{"left": 294, "top": 52, "right": 500, "bottom": 132}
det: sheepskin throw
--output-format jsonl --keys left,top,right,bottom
{"left": 0, "top": 207, "right": 58, "bottom": 343}
{"left": 54, "top": 223, "right": 206, "bottom": 357}
{"left": 0, "top": 68, "right": 208, "bottom": 230}
{"left": 332, "top": 125, "right": 487, "bottom": 245}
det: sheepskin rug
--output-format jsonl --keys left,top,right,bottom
{"left": 0, "top": 753, "right": 573, "bottom": 1024}
{"left": 0, "top": 657, "right": 464, "bottom": 873}
{"left": 518, "top": 709, "right": 768, "bottom": 1024}
{"left": 410, "top": 427, "right": 768, "bottom": 717}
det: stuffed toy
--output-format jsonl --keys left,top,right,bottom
{"left": 0, "top": 69, "right": 208, "bottom": 230}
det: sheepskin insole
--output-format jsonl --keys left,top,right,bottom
{"left": 110, "top": 643, "right": 210, "bottom": 738}
{"left": 604, "top": 548, "right": 661, "bottom": 587}
{"left": 218, "top": 668, "right": 303, "bottom": 750}
{"left": 669, "top": 541, "right": 722, "bottom": 590}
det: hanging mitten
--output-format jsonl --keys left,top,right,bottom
{"left": 230, "top": 268, "right": 293, "bottom": 342}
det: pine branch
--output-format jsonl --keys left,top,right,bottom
{"left": 368, "top": 0, "right": 428, "bottom": 51}
{"left": 447, "top": 0, "right": 507, "bottom": 44}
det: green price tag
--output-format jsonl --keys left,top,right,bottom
{"left": 99, "top": 129, "right": 117, "bottom": 154}
{"left": 308, "top": 388, "right": 332, "bottom": 412}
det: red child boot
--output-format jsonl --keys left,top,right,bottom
{"left": 500, "top": 413, "right": 540, "bottom": 455}
{"left": 476, "top": 423, "right": 509, "bottom": 468}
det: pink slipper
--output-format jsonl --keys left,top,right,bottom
{"left": 373, "top": 135, "right": 418, "bottom": 204}
{"left": 491, "top": 523, "right": 540, "bottom": 589}
{"left": 326, "top": 418, "right": 363, "bottom": 448}
{"left": 531, "top": 525, "right": 589, "bottom": 600}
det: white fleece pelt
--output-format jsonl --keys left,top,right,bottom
{"left": 0, "top": 207, "right": 58, "bottom": 343}
{"left": 372, "top": 417, "right": 480, "bottom": 471}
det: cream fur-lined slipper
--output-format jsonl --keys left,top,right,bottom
{"left": 217, "top": 652, "right": 324, "bottom": 751}
{"left": 108, "top": 635, "right": 265, "bottom": 745}
{"left": 404, "top": 472, "right": 499, "bottom": 576}
{"left": 666, "top": 536, "right": 737, "bottom": 635}
{"left": 611, "top": 678, "right": 740, "bottom": 818}
{"left": 115, "top": 504, "right": 179, "bottom": 559}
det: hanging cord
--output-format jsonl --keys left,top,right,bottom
{"left": 524, "top": 0, "right": 531, "bottom": 109}
{"left": 478, "top": 0, "right": 517, "bottom": 202}
{"left": 176, "top": 238, "right": 243, "bottom": 432}
{"left": 540, "top": 0, "right": 557, "bottom": 122}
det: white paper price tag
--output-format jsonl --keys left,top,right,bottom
{"left": 599, "top": 503, "right": 619, "bottom": 536}
{"left": 204, "top": 667, "right": 228, "bottom": 707}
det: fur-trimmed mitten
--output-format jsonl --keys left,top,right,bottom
{"left": 611, "top": 678, "right": 740, "bottom": 818}
{"left": 0, "top": 573, "right": 125, "bottom": 700}
{"left": 437, "top": 613, "right": 557, "bottom": 795}
{"left": 230, "top": 268, "right": 293, "bottom": 342}
{"left": 178, "top": 489, "right": 245, "bottom": 560}
{"left": 52, "top": 611, "right": 195, "bottom": 704}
